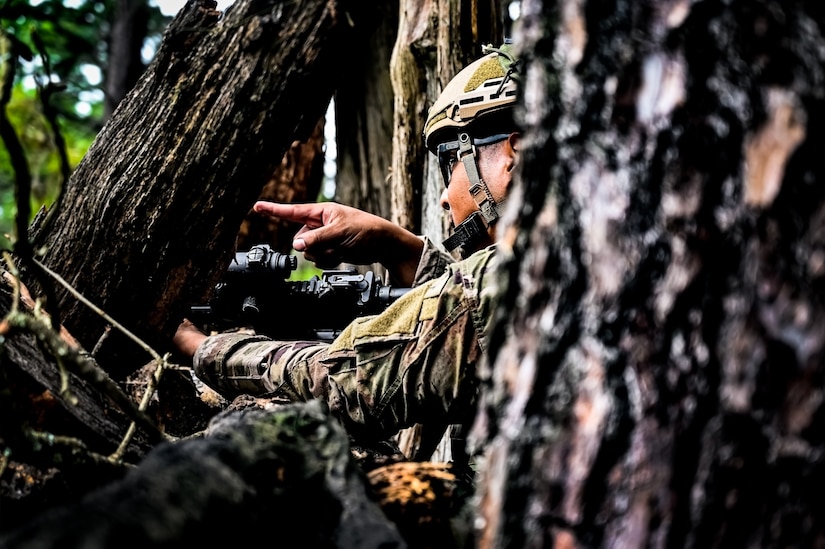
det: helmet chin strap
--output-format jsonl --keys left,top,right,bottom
{"left": 442, "top": 132, "right": 505, "bottom": 256}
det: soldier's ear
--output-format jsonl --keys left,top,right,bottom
{"left": 508, "top": 132, "right": 520, "bottom": 153}
{"left": 505, "top": 133, "right": 520, "bottom": 172}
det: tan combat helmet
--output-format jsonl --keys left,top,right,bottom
{"left": 424, "top": 42, "right": 520, "bottom": 153}
{"left": 424, "top": 42, "right": 522, "bottom": 255}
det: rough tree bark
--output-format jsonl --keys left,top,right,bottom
{"left": 0, "top": 0, "right": 421, "bottom": 541}
{"left": 25, "top": 0, "right": 379, "bottom": 380}
{"left": 474, "top": 0, "right": 825, "bottom": 547}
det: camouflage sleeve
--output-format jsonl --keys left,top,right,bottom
{"left": 411, "top": 236, "right": 455, "bottom": 287}
{"left": 193, "top": 245, "right": 500, "bottom": 443}
{"left": 192, "top": 333, "right": 331, "bottom": 397}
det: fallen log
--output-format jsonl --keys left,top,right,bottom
{"left": 0, "top": 401, "right": 407, "bottom": 548}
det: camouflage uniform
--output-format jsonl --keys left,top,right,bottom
{"left": 193, "top": 237, "right": 500, "bottom": 443}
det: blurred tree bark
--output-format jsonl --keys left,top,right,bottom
{"left": 334, "top": 1, "right": 397, "bottom": 222}
{"left": 473, "top": 0, "right": 825, "bottom": 547}
{"left": 105, "top": 0, "right": 151, "bottom": 120}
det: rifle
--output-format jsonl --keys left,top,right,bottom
{"left": 190, "top": 244, "right": 411, "bottom": 341}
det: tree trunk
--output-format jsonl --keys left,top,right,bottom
{"left": 334, "top": 1, "right": 398, "bottom": 224}
{"left": 26, "top": 0, "right": 377, "bottom": 379}
{"left": 474, "top": 1, "right": 825, "bottom": 547}
{"left": 105, "top": 0, "right": 151, "bottom": 120}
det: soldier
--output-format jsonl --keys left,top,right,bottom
{"left": 174, "top": 42, "right": 522, "bottom": 450}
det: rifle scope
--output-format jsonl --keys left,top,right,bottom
{"left": 227, "top": 244, "right": 297, "bottom": 278}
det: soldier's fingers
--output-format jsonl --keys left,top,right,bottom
{"left": 253, "top": 202, "right": 325, "bottom": 226}
{"left": 292, "top": 223, "right": 343, "bottom": 251}
{"left": 293, "top": 225, "right": 312, "bottom": 239}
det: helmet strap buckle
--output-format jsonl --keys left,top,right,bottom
{"left": 442, "top": 212, "right": 489, "bottom": 254}
{"left": 458, "top": 133, "right": 500, "bottom": 225}
{"left": 441, "top": 133, "right": 507, "bottom": 255}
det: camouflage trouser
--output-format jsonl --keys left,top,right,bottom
{"left": 193, "top": 245, "right": 499, "bottom": 443}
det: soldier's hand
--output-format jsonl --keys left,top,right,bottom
{"left": 173, "top": 319, "right": 208, "bottom": 358}
{"left": 253, "top": 201, "right": 424, "bottom": 285}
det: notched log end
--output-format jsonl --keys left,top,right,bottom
{"left": 150, "top": 0, "right": 224, "bottom": 83}
{"left": 176, "top": 0, "right": 222, "bottom": 25}
{"left": 165, "top": 0, "right": 222, "bottom": 39}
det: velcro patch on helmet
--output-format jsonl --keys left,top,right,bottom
{"left": 465, "top": 58, "right": 506, "bottom": 93}
{"left": 425, "top": 111, "right": 447, "bottom": 135}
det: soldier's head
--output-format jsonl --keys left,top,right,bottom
{"left": 424, "top": 42, "right": 521, "bottom": 257}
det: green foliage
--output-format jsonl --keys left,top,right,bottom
{"left": 0, "top": 0, "right": 171, "bottom": 250}
{"left": 290, "top": 253, "right": 324, "bottom": 281}
{"left": 3, "top": 0, "right": 111, "bottom": 127}
{"left": 0, "top": 82, "right": 97, "bottom": 249}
